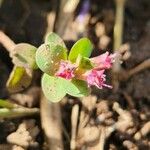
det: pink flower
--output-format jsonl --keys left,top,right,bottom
{"left": 55, "top": 51, "right": 116, "bottom": 89}
{"left": 90, "top": 52, "right": 116, "bottom": 70}
{"left": 55, "top": 60, "right": 76, "bottom": 80}
{"left": 83, "top": 69, "right": 112, "bottom": 89}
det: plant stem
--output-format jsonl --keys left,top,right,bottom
{"left": 127, "top": 58, "right": 150, "bottom": 78}
{"left": 113, "top": 0, "right": 126, "bottom": 91}
{"left": 40, "top": 92, "right": 64, "bottom": 150}
{"left": 71, "top": 104, "right": 79, "bottom": 150}
{"left": 0, "top": 100, "right": 39, "bottom": 119}
{"left": 0, "top": 107, "right": 39, "bottom": 119}
{"left": 0, "top": 30, "right": 15, "bottom": 56}
{"left": 113, "top": 0, "right": 126, "bottom": 51}
{"left": 0, "top": 99, "right": 18, "bottom": 109}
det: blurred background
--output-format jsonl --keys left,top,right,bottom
{"left": 0, "top": 0, "right": 150, "bottom": 150}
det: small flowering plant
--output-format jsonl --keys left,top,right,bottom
{"left": 7, "top": 33, "right": 116, "bottom": 102}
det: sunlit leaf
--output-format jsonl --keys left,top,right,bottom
{"left": 68, "top": 38, "right": 93, "bottom": 62}
{"left": 6, "top": 66, "right": 32, "bottom": 93}
{"left": 36, "top": 44, "right": 67, "bottom": 75}
{"left": 77, "top": 55, "right": 94, "bottom": 70}
{"left": 42, "top": 74, "right": 67, "bottom": 102}
{"left": 66, "top": 79, "right": 90, "bottom": 97}
{"left": 12, "top": 43, "right": 37, "bottom": 69}
{"left": 42, "top": 73, "right": 90, "bottom": 102}
{"left": 45, "top": 32, "right": 67, "bottom": 49}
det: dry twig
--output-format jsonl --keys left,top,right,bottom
{"left": 71, "top": 104, "right": 79, "bottom": 150}
{"left": 123, "top": 91, "right": 135, "bottom": 109}
{"left": 40, "top": 93, "right": 64, "bottom": 150}
{"left": 79, "top": 96, "right": 97, "bottom": 129}
{"left": 123, "top": 140, "right": 138, "bottom": 150}
{"left": 0, "top": 107, "right": 39, "bottom": 119}
{"left": 0, "top": 30, "right": 15, "bottom": 55}
{"left": 55, "top": 0, "right": 80, "bottom": 36}
{"left": 127, "top": 58, "right": 150, "bottom": 79}
{"left": 134, "top": 121, "right": 150, "bottom": 140}
{"left": 112, "top": 0, "right": 127, "bottom": 91}
{"left": 120, "top": 58, "right": 150, "bottom": 81}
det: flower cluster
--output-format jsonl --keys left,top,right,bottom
{"left": 55, "top": 60, "right": 76, "bottom": 80}
{"left": 55, "top": 52, "right": 116, "bottom": 89}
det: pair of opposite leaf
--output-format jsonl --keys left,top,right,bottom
{"left": 7, "top": 33, "right": 94, "bottom": 102}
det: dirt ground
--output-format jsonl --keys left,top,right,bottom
{"left": 0, "top": 0, "right": 150, "bottom": 150}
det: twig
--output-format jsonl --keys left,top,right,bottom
{"left": 79, "top": 96, "right": 97, "bottom": 129}
{"left": 123, "top": 140, "right": 138, "bottom": 150}
{"left": 134, "top": 121, "right": 150, "bottom": 140}
{"left": 99, "top": 127, "right": 106, "bottom": 150}
{"left": 113, "top": 0, "right": 126, "bottom": 51}
{"left": 122, "top": 92, "right": 135, "bottom": 109}
{"left": 0, "top": 107, "right": 39, "bottom": 119}
{"left": 44, "top": 11, "right": 56, "bottom": 39}
{"left": 0, "top": 99, "right": 18, "bottom": 109}
{"left": 54, "top": 0, "right": 80, "bottom": 36}
{"left": 0, "top": 30, "right": 15, "bottom": 57}
{"left": 40, "top": 92, "right": 64, "bottom": 150}
{"left": 70, "top": 104, "right": 79, "bottom": 150}
{"left": 120, "top": 58, "right": 150, "bottom": 81}
{"left": 127, "top": 58, "right": 150, "bottom": 78}
{"left": 112, "top": 0, "right": 126, "bottom": 91}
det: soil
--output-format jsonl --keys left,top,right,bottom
{"left": 0, "top": 0, "right": 150, "bottom": 150}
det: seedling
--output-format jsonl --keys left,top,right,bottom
{"left": 7, "top": 32, "right": 115, "bottom": 102}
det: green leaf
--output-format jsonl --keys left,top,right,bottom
{"left": 42, "top": 74, "right": 67, "bottom": 102}
{"left": 45, "top": 32, "right": 66, "bottom": 49}
{"left": 68, "top": 38, "right": 93, "bottom": 62}
{"left": 77, "top": 55, "right": 94, "bottom": 70}
{"left": 36, "top": 44, "right": 67, "bottom": 75}
{"left": 66, "top": 79, "right": 90, "bottom": 97}
{"left": 12, "top": 43, "right": 37, "bottom": 69}
{"left": 42, "top": 73, "right": 90, "bottom": 102}
{"left": 6, "top": 66, "right": 32, "bottom": 93}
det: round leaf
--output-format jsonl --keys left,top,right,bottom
{"left": 42, "top": 74, "right": 67, "bottom": 102}
{"left": 45, "top": 32, "right": 66, "bottom": 49}
{"left": 66, "top": 79, "right": 90, "bottom": 97}
{"left": 68, "top": 38, "right": 93, "bottom": 62}
{"left": 42, "top": 74, "right": 90, "bottom": 102}
{"left": 12, "top": 43, "right": 37, "bottom": 69}
{"left": 36, "top": 44, "right": 67, "bottom": 75}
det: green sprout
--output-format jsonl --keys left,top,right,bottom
{"left": 6, "top": 32, "right": 116, "bottom": 102}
